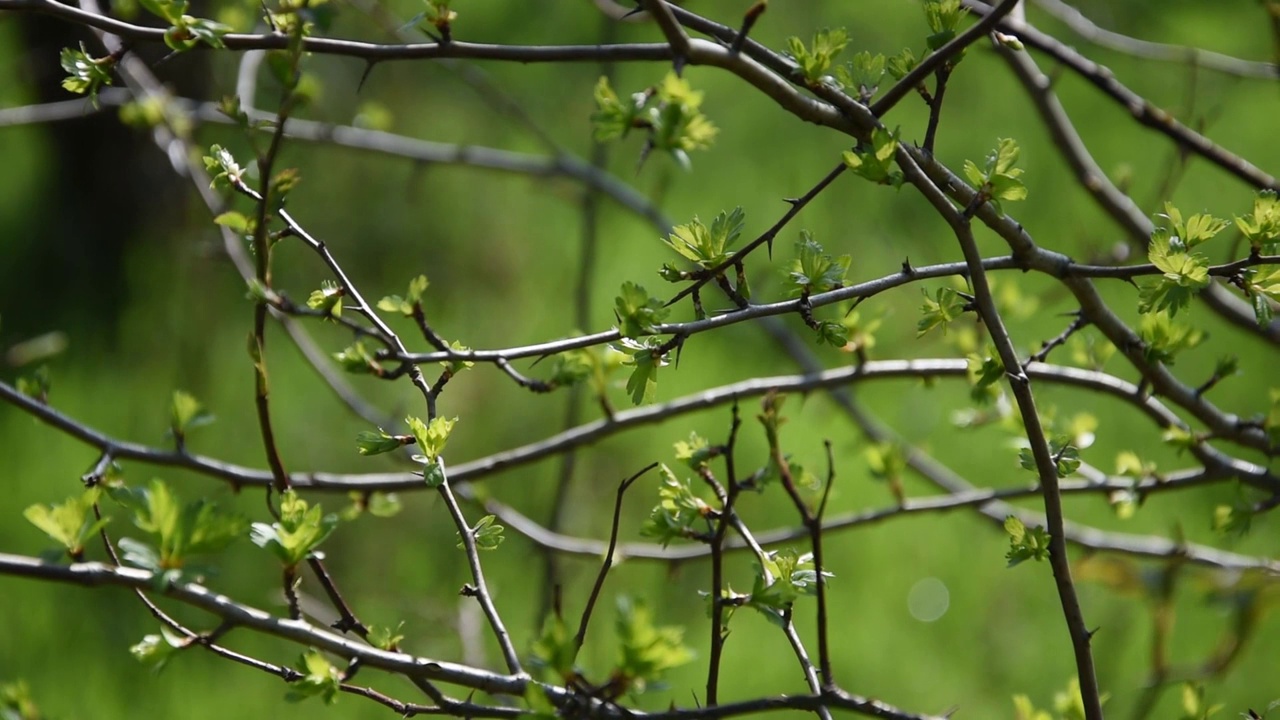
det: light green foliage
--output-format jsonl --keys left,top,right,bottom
{"left": 202, "top": 144, "right": 243, "bottom": 189}
{"left": 963, "top": 138, "right": 1027, "bottom": 215}
{"left": 108, "top": 479, "right": 247, "bottom": 583}
{"left": 1138, "top": 313, "right": 1205, "bottom": 365}
{"left": 136, "top": 0, "right": 231, "bottom": 51}
{"left": 285, "top": 650, "right": 342, "bottom": 704}
{"left": 787, "top": 28, "right": 849, "bottom": 85}
{"left": 614, "top": 596, "right": 693, "bottom": 694}
{"left": 865, "top": 441, "right": 906, "bottom": 504}
{"left": 1241, "top": 265, "right": 1280, "bottom": 326}
{"left": 306, "top": 280, "right": 344, "bottom": 320}
{"left": 15, "top": 366, "right": 50, "bottom": 403}
{"left": 673, "top": 432, "right": 715, "bottom": 470}
{"left": 249, "top": 490, "right": 338, "bottom": 569}
{"left": 840, "top": 308, "right": 881, "bottom": 354}
{"left": 591, "top": 73, "right": 718, "bottom": 170}
{"left": 439, "top": 340, "right": 475, "bottom": 375}
{"left": 376, "top": 274, "right": 429, "bottom": 317}
{"left": 458, "top": 514, "right": 504, "bottom": 551}
{"left": 923, "top": 0, "right": 968, "bottom": 51}
{"left": 1267, "top": 389, "right": 1280, "bottom": 444}
{"left": 834, "top": 51, "right": 886, "bottom": 101}
{"left": 1004, "top": 515, "right": 1051, "bottom": 567}
{"left": 662, "top": 207, "right": 745, "bottom": 269}
{"left": 918, "top": 286, "right": 967, "bottom": 336}
{"left": 1211, "top": 502, "right": 1252, "bottom": 537}
{"left": 531, "top": 613, "right": 575, "bottom": 678}
{"left": 169, "top": 390, "right": 214, "bottom": 446}
{"left": 213, "top": 210, "right": 252, "bottom": 234}
{"left": 1137, "top": 204, "right": 1225, "bottom": 317}
{"left": 422, "top": 0, "right": 456, "bottom": 33}
{"left": 842, "top": 126, "right": 903, "bottom": 186}
{"left": 747, "top": 549, "right": 833, "bottom": 627}
{"left": 367, "top": 622, "right": 405, "bottom": 651}
{"left": 333, "top": 340, "right": 383, "bottom": 375}
{"left": 0, "top": 679, "right": 42, "bottom": 719}
{"left": 640, "top": 464, "right": 711, "bottom": 547}
{"left": 1178, "top": 683, "right": 1222, "bottom": 720}
{"left": 1115, "top": 451, "right": 1157, "bottom": 479}
{"left": 609, "top": 337, "right": 666, "bottom": 405}
{"left": 1067, "top": 332, "right": 1115, "bottom": 370}
{"left": 614, "top": 282, "right": 669, "bottom": 339}
{"left": 354, "top": 428, "right": 405, "bottom": 456}
{"left": 1234, "top": 189, "right": 1280, "bottom": 250}
{"left": 1161, "top": 425, "right": 1201, "bottom": 454}
{"left": 788, "top": 231, "right": 851, "bottom": 296}
{"left": 406, "top": 415, "right": 457, "bottom": 486}
{"left": 130, "top": 626, "right": 187, "bottom": 673}
{"left": 1014, "top": 679, "right": 1110, "bottom": 720}
{"left": 24, "top": 487, "right": 109, "bottom": 559}
{"left": 886, "top": 48, "right": 919, "bottom": 80}
{"left": 1019, "top": 437, "right": 1081, "bottom": 479}
{"left": 59, "top": 44, "right": 114, "bottom": 105}
{"left": 967, "top": 353, "right": 1005, "bottom": 402}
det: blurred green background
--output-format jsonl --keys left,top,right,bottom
{"left": 1, "top": 1, "right": 1278, "bottom": 718}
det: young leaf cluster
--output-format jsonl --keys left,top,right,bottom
{"left": 24, "top": 488, "right": 110, "bottom": 560}
{"left": 59, "top": 44, "right": 115, "bottom": 106}
{"left": 661, "top": 207, "right": 745, "bottom": 272}
{"left": 786, "top": 28, "right": 849, "bottom": 86}
{"left": 612, "top": 337, "right": 669, "bottom": 406}
{"left": 614, "top": 596, "right": 694, "bottom": 695}
{"left": 917, "top": 286, "right": 968, "bottom": 336}
{"left": 639, "top": 465, "right": 712, "bottom": 547}
{"left": 591, "top": 73, "right": 718, "bottom": 170}
{"left": 1137, "top": 204, "right": 1225, "bottom": 317}
{"left": 963, "top": 138, "right": 1027, "bottom": 216}
{"left": 1019, "top": 437, "right": 1081, "bottom": 479}
{"left": 249, "top": 490, "right": 338, "bottom": 569}
{"left": 406, "top": 415, "right": 457, "bottom": 487}
{"left": 457, "top": 514, "right": 505, "bottom": 551}
{"left": 138, "top": 0, "right": 231, "bottom": 51}
{"left": 1004, "top": 516, "right": 1051, "bottom": 567}
{"left": 746, "top": 549, "right": 833, "bottom": 628}
{"left": 842, "top": 126, "right": 903, "bottom": 186}
{"left": 109, "top": 479, "right": 247, "bottom": 584}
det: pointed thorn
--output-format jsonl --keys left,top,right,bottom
{"left": 357, "top": 60, "right": 377, "bottom": 94}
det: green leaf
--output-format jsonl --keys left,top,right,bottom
{"left": 917, "top": 286, "right": 967, "bottom": 336}
{"left": 138, "top": 0, "right": 186, "bottom": 23}
{"left": 531, "top": 612, "right": 576, "bottom": 679}
{"left": 663, "top": 207, "right": 745, "bottom": 268}
{"left": 405, "top": 415, "right": 456, "bottom": 464}
{"left": 377, "top": 275, "right": 429, "bottom": 316}
{"left": 16, "top": 365, "right": 51, "bottom": 402}
{"left": 213, "top": 211, "right": 251, "bottom": 233}
{"left": 439, "top": 340, "right": 474, "bottom": 375}
{"left": 834, "top": 51, "right": 885, "bottom": 100}
{"left": 368, "top": 622, "right": 405, "bottom": 650}
{"left": 614, "top": 596, "right": 693, "bottom": 694}
{"left": 613, "top": 337, "right": 668, "bottom": 405}
{"left": 458, "top": 514, "right": 504, "bottom": 551}
{"left": 333, "top": 340, "right": 384, "bottom": 375}
{"left": 107, "top": 479, "right": 247, "bottom": 575}
{"left": 590, "top": 75, "right": 641, "bottom": 142}
{"left": 1004, "top": 515, "right": 1051, "bottom": 567}
{"left": 614, "top": 282, "right": 670, "bottom": 338}
{"left": 306, "top": 280, "right": 344, "bottom": 320}
{"left": 170, "top": 390, "right": 214, "bottom": 443}
{"left": 355, "top": 429, "right": 405, "bottom": 456}
{"left": 202, "top": 144, "right": 243, "bottom": 189}
{"left": 842, "top": 126, "right": 902, "bottom": 186}
{"left": 285, "top": 650, "right": 341, "bottom": 704}
{"left": 249, "top": 490, "right": 338, "bottom": 568}
{"left": 787, "top": 28, "right": 849, "bottom": 84}
{"left": 1159, "top": 203, "right": 1228, "bottom": 249}
{"left": 885, "top": 47, "right": 918, "bottom": 80}
{"left": 1138, "top": 314, "right": 1205, "bottom": 365}
{"left": 1211, "top": 503, "right": 1252, "bottom": 538}
{"left": 1138, "top": 227, "right": 1210, "bottom": 317}
{"left": 130, "top": 625, "right": 187, "bottom": 673}
{"left": 59, "top": 44, "right": 115, "bottom": 106}
{"left": 966, "top": 139, "right": 1027, "bottom": 215}
{"left": 1018, "top": 437, "right": 1080, "bottom": 478}
{"left": 1234, "top": 189, "right": 1280, "bottom": 250}
{"left": 923, "top": 0, "right": 967, "bottom": 50}
{"left": 673, "top": 432, "right": 715, "bottom": 469}
{"left": 639, "top": 464, "right": 711, "bottom": 547}
{"left": 24, "top": 487, "right": 109, "bottom": 558}
{"left": 1177, "top": 682, "right": 1222, "bottom": 720}
{"left": 747, "top": 548, "right": 834, "bottom": 627}
{"left": 788, "top": 231, "right": 851, "bottom": 295}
